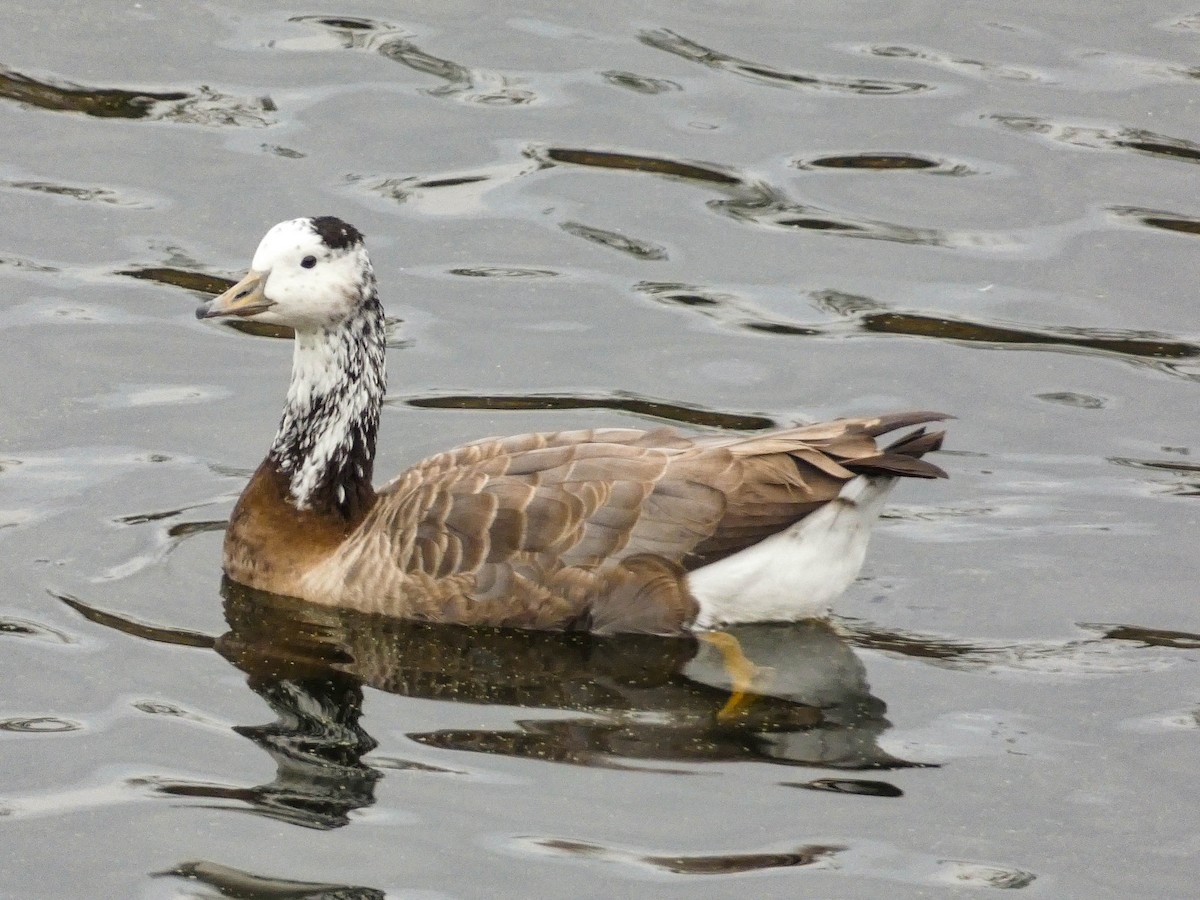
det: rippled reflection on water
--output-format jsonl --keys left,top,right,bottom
{"left": 2, "top": 0, "right": 1198, "bottom": 896}
{"left": 43, "top": 583, "right": 1196, "bottom": 823}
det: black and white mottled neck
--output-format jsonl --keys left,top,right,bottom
{"left": 269, "top": 283, "right": 386, "bottom": 520}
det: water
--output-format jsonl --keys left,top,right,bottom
{"left": 1, "top": 2, "right": 1197, "bottom": 897}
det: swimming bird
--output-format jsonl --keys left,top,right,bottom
{"left": 197, "top": 216, "right": 948, "bottom": 634}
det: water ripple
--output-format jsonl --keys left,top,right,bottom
{"left": 0, "top": 175, "right": 156, "bottom": 209}
{"left": 0, "top": 65, "right": 276, "bottom": 126}
{"left": 0, "top": 255, "right": 59, "bottom": 274}
{"left": 287, "top": 15, "right": 536, "bottom": 105}
{"left": 529, "top": 836, "right": 843, "bottom": 874}
{"left": 345, "top": 158, "right": 541, "bottom": 215}
{"left": 865, "top": 44, "right": 1050, "bottom": 83}
{"left": 1161, "top": 12, "right": 1200, "bottom": 32}
{"left": 517, "top": 835, "right": 1036, "bottom": 888}
{"left": 402, "top": 392, "right": 775, "bottom": 430}
{"left": 448, "top": 266, "right": 560, "bottom": 278}
{"left": 543, "top": 147, "right": 739, "bottom": 184}
{"left": 793, "top": 152, "right": 978, "bottom": 176}
{"left": 1034, "top": 391, "right": 1107, "bottom": 410}
{"left": 94, "top": 518, "right": 227, "bottom": 583}
{"left": 540, "top": 147, "right": 1018, "bottom": 251}
{"left": 640, "top": 29, "right": 932, "bottom": 95}
{"left": 601, "top": 70, "right": 682, "bottom": 94}
{"left": 634, "top": 284, "right": 1200, "bottom": 379}
{"left": 560, "top": 221, "right": 668, "bottom": 260}
{"left": 842, "top": 618, "right": 1194, "bottom": 676}
{"left": 0, "top": 616, "right": 73, "bottom": 644}
{"left": 1084, "top": 623, "right": 1200, "bottom": 650}
{"left": 156, "top": 861, "right": 384, "bottom": 900}
{"left": 991, "top": 115, "right": 1200, "bottom": 165}
{"left": 82, "top": 384, "right": 230, "bottom": 410}
{"left": 1108, "top": 456, "right": 1200, "bottom": 498}
{"left": 347, "top": 143, "right": 1024, "bottom": 253}
{"left": 783, "top": 777, "right": 905, "bottom": 798}
{"left": 0, "top": 716, "right": 81, "bottom": 734}
{"left": 1111, "top": 206, "right": 1200, "bottom": 238}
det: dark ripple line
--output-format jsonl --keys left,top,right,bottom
{"left": 0, "top": 716, "right": 81, "bottom": 734}
{"left": 1108, "top": 457, "right": 1200, "bottom": 498}
{"left": 0, "top": 255, "right": 59, "bottom": 274}
{"left": 376, "top": 39, "right": 535, "bottom": 105}
{"left": 533, "top": 837, "right": 845, "bottom": 874}
{"left": 0, "top": 65, "right": 275, "bottom": 126}
{"left": 2, "top": 178, "right": 150, "bottom": 208}
{"left": 0, "top": 616, "right": 73, "bottom": 644}
{"left": 120, "top": 267, "right": 234, "bottom": 294}
{"left": 540, "top": 147, "right": 981, "bottom": 250}
{"left": 54, "top": 592, "right": 216, "bottom": 649}
{"left": 560, "top": 221, "right": 667, "bottom": 260}
{"left": 289, "top": 15, "right": 535, "bottom": 105}
{"left": 601, "top": 70, "right": 682, "bottom": 94}
{"left": 1111, "top": 206, "right": 1200, "bottom": 238}
{"left": 1082, "top": 623, "right": 1200, "bottom": 650}
{"left": 783, "top": 778, "right": 904, "bottom": 798}
{"left": 0, "top": 65, "right": 185, "bottom": 118}
{"left": 156, "top": 860, "right": 384, "bottom": 899}
{"left": 529, "top": 834, "right": 1025, "bottom": 885}
{"left": 354, "top": 144, "right": 1008, "bottom": 252}
{"left": 993, "top": 115, "right": 1200, "bottom": 166}
{"left": 861, "top": 312, "right": 1199, "bottom": 361}
{"left": 868, "top": 44, "right": 1047, "bottom": 83}
{"left": 403, "top": 393, "right": 776, "bottom": 430}
{"left": 640, "top": 29, "right": 931, "bottom": 95}
{"left": 794, "top": 152, "right": 977, "bottom": 176}
{"left": 639, "top": 283, "right": 1199, "bottom": 364}
{"left": 802, "top": 153, "right": 940, "bottom": 171}
{"left": 545, "top": 147, "right": 740, "bottom": 185}
{"left": 448, "top": 266, "right": 560, "bottom": 278}
{"left": 1108, "top": 457, "right": 1200, "bottom": 476}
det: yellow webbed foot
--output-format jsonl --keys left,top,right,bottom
{"left": 699, "top": 630, "right": 774, "bottom": 721}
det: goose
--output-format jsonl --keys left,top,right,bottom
{"left": 196, "top": 216, "right": 948, "bottom": 635}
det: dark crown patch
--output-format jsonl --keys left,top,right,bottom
{"left": 309, "top": 216, "right": 364, "bottom": 251}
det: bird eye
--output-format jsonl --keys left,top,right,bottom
{"left": 300, "top": 255, "right": 317, "bottom": 269}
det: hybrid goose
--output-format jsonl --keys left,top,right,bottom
{"left": 197, "top": 216, "right": 948, "bottom": 635}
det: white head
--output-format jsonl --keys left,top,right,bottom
{"left": 198, "top": 216, "right": 374, "bottom": 332}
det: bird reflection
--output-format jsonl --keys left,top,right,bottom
{"left": 54, "top": 580, "right": 919, "bottom": 830}
{"left": 153, "top": 665, "right": 380, "bottom": 830}
{"left": 151, "top": 580, "right": 911, "bottom": 829}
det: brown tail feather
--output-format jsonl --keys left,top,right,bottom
{"left": 885, "top": 426, "right": 946, "bottom": 457}
{"left": 844, "top": 425, "right": 949, "bottom": 479}
{"left": 863, "top": 411, "right": 952, "bottom": 437}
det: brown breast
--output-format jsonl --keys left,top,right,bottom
{"left": 223, "top": 460, "right": 374, "bottom": 597}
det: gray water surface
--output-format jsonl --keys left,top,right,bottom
{"left": 1, "top": 2, "right": 1198, "bottom": 897}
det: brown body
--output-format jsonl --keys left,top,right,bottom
{"left": 224, "top": 415, "right": 946, "bottom": 634}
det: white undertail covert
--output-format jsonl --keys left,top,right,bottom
{"left": 688, "top": 474, "right": 897, "bottom": 627}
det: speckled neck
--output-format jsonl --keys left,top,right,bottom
{"left": 268, "top": 288, "right": 386, "bottom": 521}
